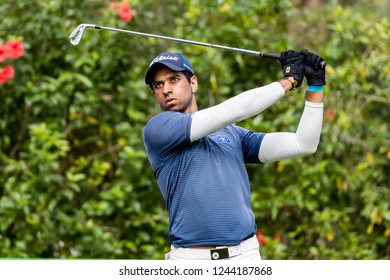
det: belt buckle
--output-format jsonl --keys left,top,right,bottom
{"left": 210, "top": 248, "right": 229, "bottom": 260}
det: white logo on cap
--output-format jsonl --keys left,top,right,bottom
{"left": 150, "top": 55, "right": 179, "bottom": 66}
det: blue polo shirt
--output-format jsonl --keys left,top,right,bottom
{"left": 143, "top": 111, "right": 265, "bottom": 247}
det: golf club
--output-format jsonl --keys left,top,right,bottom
{"left": 69, "top": 23, "right": 325, "bottom": 68}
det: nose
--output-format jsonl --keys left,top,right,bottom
{"left": 163, "top": 82, "right": 172, "bottom": 95}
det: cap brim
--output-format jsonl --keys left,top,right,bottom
{"left": 145, "top": 62, "right": 188, "bottom": 85}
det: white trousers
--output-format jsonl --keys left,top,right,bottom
{"left": 166, "top": 235, "right": 261, "bottom": 260}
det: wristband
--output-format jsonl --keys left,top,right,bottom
{"left": 307, "top": 85, "right": 323, "bottom": 92}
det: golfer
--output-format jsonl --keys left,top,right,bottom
{"left": 142, "top": 50, "right": 325, "bottom": 260}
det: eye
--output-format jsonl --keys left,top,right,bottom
{"left": 171, "top": 76, "right": 179, "bottom": 82}
{"left": 153, "top": 82, "right": 163, "bottom": 89}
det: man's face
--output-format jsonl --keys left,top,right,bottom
{"left": 151, "top": 67, "right": 198, "bottom": 113}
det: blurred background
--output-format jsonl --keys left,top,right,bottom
{"left": 0, "top": 0, "right": 389, "bottom": 259}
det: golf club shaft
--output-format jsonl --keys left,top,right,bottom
{"left": 69, "top": 24, "right": 280, "bottom": 59}
{"left": 69, "top": 24, "right": 325, "bottom": 68}
{"left": 102, "top": 25, "right": 281, "bottom": 59}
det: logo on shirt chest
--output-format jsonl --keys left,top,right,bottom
{"left": 213, "top": 135, "right": 231, "bottom": 144}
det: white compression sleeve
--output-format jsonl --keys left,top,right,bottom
{"left": 258, "top": 101, "right": 324, "bottom": 163}
{"left": 190, "top": 82, "right": 285, "bottom": 142}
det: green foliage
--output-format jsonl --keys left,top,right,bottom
{"left": 248, "top": 3, "right": 390, "bottom": 259}
{"left": 0, "top": 0, "right": 389, "bottom": 259}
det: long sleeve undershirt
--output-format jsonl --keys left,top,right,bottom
{"left": 190, "top": 82, "right": 323, "bottom": 163}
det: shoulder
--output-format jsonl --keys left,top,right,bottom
{"left": 146, "top": 111, "right": 179, "bottom": 124}
{"left": 145, "top": 111, "right": 185, "bottom": 133}
{"left": 229, "top": 125, "right": 266, "bottom": 145}
{"left": 143, "top": 111, "right": 193, "bottom": 145}
{"left": 146, "top": 111, "right": 191, "bottom": 127}
{"left": 228, "top": 125, "right": 254, "bottom": 137}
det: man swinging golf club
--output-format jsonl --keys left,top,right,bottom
{"left": 142, "top": 49, "right": 326, "bottom": 260}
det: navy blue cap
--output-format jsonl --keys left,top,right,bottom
{"left": 145, "top": 52, "right": 195, "bottom": 85}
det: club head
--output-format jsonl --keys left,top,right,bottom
{"left": 69, "top": 24, "right": 97, "bottom": 45}
{"left": 69, "top": 24, "right": 86, "bottom": 45}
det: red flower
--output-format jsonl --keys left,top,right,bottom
{"left": 326, "top": 108, "right": 335, "bottom": 120}
{"left": 0, "top": 65, "right": 15, "bottom": 84}
{"left": 119, "top": 1, "right": 135, "bottom": 23}
{"left": 0, "top": 42, "right": 9, "bottom": 62}
{"left": 256, "top": 229, "right": 267, "bottom": 245}
{"left": 5, "top": 40, "right": 24, "bottom": 60}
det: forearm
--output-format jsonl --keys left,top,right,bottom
{"left": 190, "top": 82, "right": 285, "bottom": 142}
{"left": 258, "top": 99, "right": 323, "bottom": 163}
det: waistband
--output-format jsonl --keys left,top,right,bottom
{"left": 169, "top": 235, "right": 259, "bottom": 260}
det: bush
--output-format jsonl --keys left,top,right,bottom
{"left": 0, "top": 0, "right": 389, "bottom": 259}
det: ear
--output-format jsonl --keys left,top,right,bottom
{"left": 190, "top": 76, "right": 198, "bottom": 93}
